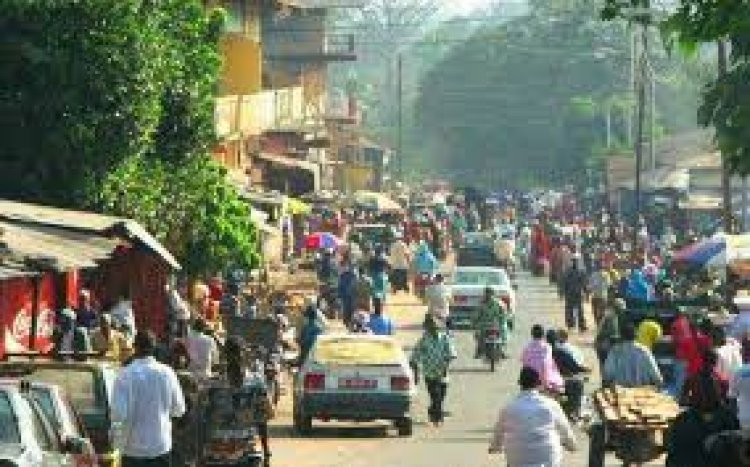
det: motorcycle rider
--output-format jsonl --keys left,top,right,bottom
{"left": 473, "top": 287, "right": 510, "bottom": 359}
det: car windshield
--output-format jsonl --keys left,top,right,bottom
{"left": 24, "top": 368, "right": 100, "bottom": 414}
{"left": 313, "top": 338, "right": 403, "bottom": 366}
{"left": 464, "top": 235, "right": 492, "bottom": 248}
{"left": 0, "top": 392, "right": 20, "bottom": 444}
{"left": 454, "top": 270, "right": 507, "bottom": 286}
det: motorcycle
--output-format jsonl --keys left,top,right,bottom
{"left": 483, "top": 328, "right": 505, "bottom": 372}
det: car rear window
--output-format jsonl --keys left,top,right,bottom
{"left": 313, "top": 338, "right": 403, "bottom": 365}
{"left": 25, "top": 368, "right": 100, "bottom": 414}
{"left": 0, "top": 393, "right": 20, "bottom": 444}
{"left": 455, "top": 270, "right": 507, "bottom": 286}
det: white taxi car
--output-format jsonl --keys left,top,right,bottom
{"left": 293, "top": 334, "right": 415, "bottom": 436}
{"left": 449, "top": 266, "right": 517, "bottom": 328}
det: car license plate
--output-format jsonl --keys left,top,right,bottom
{"left": 338, "top": 377, "right": 377, "bottom": 389}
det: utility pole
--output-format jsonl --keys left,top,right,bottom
{"left": 397, "top": 52, "right": 404, "bottom": 182}
{"left": 718, "top": 39, "right": 732, "bottom": 233}
{"left": 633, "top": 1, "right": 649, "bottom": 249}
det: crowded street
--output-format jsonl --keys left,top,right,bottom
{"left": 5, "top": 0, "right": 750, "bottom": 466}
{"left": 271, "top": 270, "right": 618, "bottom": 467}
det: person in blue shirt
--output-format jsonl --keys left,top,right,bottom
{"left": 626, "top": 269, "right": 653, "bottom": 302}
{"left": 368, "top": 305, "right": 395, "bottom": 336}
{"left": 413, "top": 241, "right": 438, "bottom": 276}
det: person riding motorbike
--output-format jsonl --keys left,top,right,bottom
{"left": 473, "top": 287, "right": 510, "bottom": 359}
{"left": 547, "top": 329, "right": 590, "bottom": 421}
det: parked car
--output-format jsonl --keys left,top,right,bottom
{"left": 0, "top": 379, "right": 97, "bottom": 467}
{"left": 293, "top": 334, "right": 414, "bottom": 436}
{"left": 0, "top": 358, "right": 119, "bottom": 466}
{"left": 456, "top": 232, "right": 497, "bottom": 267}
{"left": 449, "top": 266, "right": 517, "bottom": 328}
{"left": 0, "top": 383, "right": 90, "bottom": 466}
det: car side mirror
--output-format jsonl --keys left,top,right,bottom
{"left": 63, "top": 436, "right": 89, "bottom": 455}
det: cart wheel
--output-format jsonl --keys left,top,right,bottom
{"left": 293, "top": 407, "right": 312, "bottom": 435}
{"left": 396, "top": 417, "right": 413, "bottom": 437}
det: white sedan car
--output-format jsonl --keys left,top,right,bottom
{"left": 449, "top": 266, "right": 517, "bottom": 328}
{"left": 293, "top": 334, "right": 415, "bottom": 436}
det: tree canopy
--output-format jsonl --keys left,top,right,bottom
{"left": 2, "top": 0, "right": 260, "bottom": 277}
{"left": 603, "top": 0, "right": 750, "bottom": 175}
{"left": 414, "top": 0, "right": 705, "bottom": 188}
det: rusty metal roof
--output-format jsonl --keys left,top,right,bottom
{"left": 0, "top": 220, "right": 120, "bottom": 275}
{"left": 0, "top": 199, "right": 180, "bottom": 271}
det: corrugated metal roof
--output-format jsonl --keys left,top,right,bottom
{"left": 1, "top": 221, "right": 120, "bottom": 272}
{"left": 0, "top": 199, "right": 180, "bottom": 270}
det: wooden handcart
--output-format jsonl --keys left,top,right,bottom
{"left": 588, "top": 386, "right": 680, "bottom": 467}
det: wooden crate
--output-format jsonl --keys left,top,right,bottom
{"left": 594, "top": 386, "right": 679, "bottom": 429}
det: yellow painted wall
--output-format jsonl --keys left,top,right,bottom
{"left": 220, "top": 34, "right": 262, "bottom": 96}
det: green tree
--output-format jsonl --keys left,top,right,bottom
{"left": 414, "top": 0, "right": 706, "bottom": 188}
{"left": 603, "top": 0, "right": 750, "bottom": 174}
{"left": 98, "top": 156, "right": 259, "bottom": 277}
{"left": 2, "top": 0, "right": 166, "bottom": 205}
{"left": 2, "top": 0, "right": 260, "bottom": 276}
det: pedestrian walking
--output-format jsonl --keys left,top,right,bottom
{"left": 410, "top": 315, "right": 456, "bottom": 427}
{"left": 425, "top": 273, "right": 452, "bottom": 327}
{"left": 603, "top": 323, "right": 663, "bottom": 388}
{"left": 489, "top": 367, "right": 577, "bottom": 467}
{"left": 587, "top": 262, "right": 610, "bottom": 325}
{"left": 185, "top": 317, "right": 219, "bottom": 380}
{"left": 337, "top": 263, "right": 358, "bottom": 327}
{"left": 113, "top": 331, "right": 186, "bottom": 467}
{"left": 560, "top": 259, "right": 587, "bottom": 331}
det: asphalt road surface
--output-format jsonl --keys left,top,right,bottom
{"left": 269, "top": 272, "right": 661, "bottom": 467}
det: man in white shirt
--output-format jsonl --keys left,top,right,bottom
{"left": 113, "top": 331, "right": 186, "bottom": 466}
{"left": 111, "top": 290, "right": 137, "bottom": 339}
{"left": 425, "top": 274, "right": 452, "bottom": 325}
{"left": 489, "top": 367, "right": 577, "bottom": 467}
{"left": 185, "top": 318, "right": 219, "bottom": 379}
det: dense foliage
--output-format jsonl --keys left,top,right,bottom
{"left": 2, "top": 0, "right": 260, "bottom": 276}
{"left": 603, "top": 0, "right": 750, "bottom": 175}
{"left": 415, "top": 0, "right": 705, "bottom": 188}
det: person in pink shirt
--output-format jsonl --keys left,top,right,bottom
{"left": 521, "top": 324, "right": 564, "bottom": 393}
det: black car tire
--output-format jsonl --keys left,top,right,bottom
{"left": 293, "top": 406, "right": 313, "bottom": 435}
{"left": 396, "top": 417, "right": 413, "bottom": 437}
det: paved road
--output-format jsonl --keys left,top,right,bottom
{"left": 268, "top": 272, "right": 656, "bottom": 467}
